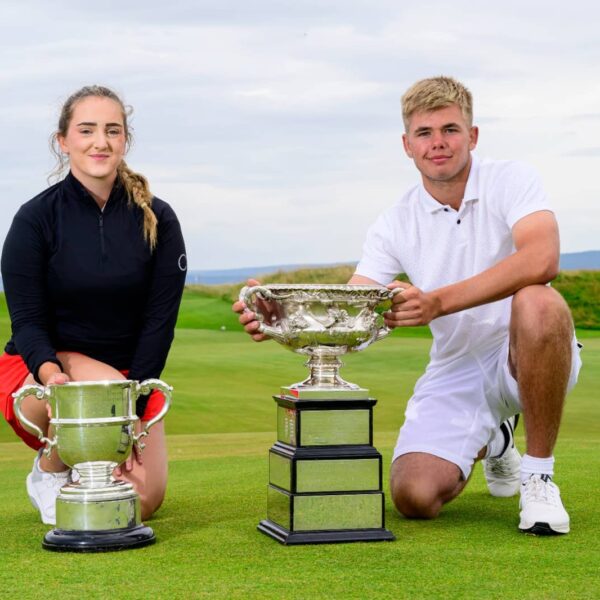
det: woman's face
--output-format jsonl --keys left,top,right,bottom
{"left": 58, "top": 96, "right": 127, "bottom": 188}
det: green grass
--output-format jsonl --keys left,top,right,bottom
{"left": 1, "top": 430, "right": 599, "bottom": 599}
{"left": 0, "top": 284, "right": 598, "bottom": 599}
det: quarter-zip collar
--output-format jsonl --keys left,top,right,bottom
{"left": 63, "top": 171, "right": 127, "bottom": 214}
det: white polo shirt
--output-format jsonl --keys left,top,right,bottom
{"left": 355, "top": 154, "right": 553, "bottom": 365}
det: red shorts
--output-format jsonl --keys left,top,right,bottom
{"left": 0, "top": 352, "right": 166, "bottom": 451}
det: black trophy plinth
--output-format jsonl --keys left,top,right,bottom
{"left": 258, "top": 393, "right": 395, "bottom": 545}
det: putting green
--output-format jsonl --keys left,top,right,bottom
{"left": 0, "top": 295, "right": 598, "bottom": 598}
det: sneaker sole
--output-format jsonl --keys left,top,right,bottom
{"left": 519, "top": 521, "right": 569, "bottom": 535}
{"left": 488, "top": 485, "right": 520, "bottom": 498}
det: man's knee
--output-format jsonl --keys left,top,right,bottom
{"left": 391, "top": 476, "right": 443, "bottom": 519}
{"left": 390, "top": 454, "right": 462, "bottom": 520}
{"left": 511, "top": 286, "right": 572, "bottom": 341}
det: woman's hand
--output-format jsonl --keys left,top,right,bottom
{"left": 45, "top": 372, "right": 70, "bottom": 385}
{"left": 114, "top": 443, "right": 143, "bottom": 477}
{"left": 39, "top": 361, "right": 70, "bottom": 386}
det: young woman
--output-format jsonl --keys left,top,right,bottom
{"left": 0, "top": 85, "right": 187, "bottom": 525}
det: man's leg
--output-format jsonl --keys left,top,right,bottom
{"left": 390, "top": 452, "right": 470, "bottom": 519}
{"left": 510, "top": 285, "right": 575, "bottom": 534}
{"left": 510, "top": 285, "right": 573, "bottom": 456}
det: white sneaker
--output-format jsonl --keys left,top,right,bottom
{"left": 26, "top": 450, "right": 71, "bottom": 525}
{"left": 519, "top": 474, "right": 570, "bottom": 535}
{"left": 483, "top": 416, "right": 521, "bottom": 497}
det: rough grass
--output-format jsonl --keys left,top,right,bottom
{"left": 187, "top": 266, "right": 600, "bottom": 329}
{"left": 553, "top": 270, "right": 600, "bottom": 329}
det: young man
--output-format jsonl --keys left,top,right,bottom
{"left": 236, "top": 76, "right": 581, "bottom": 535}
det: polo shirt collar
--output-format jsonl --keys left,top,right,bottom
{"left": 419, "top": 153, "right": 480, "bottom": 213}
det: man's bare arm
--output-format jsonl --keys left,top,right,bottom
{"left": 386, "top": 210, "right": 560, "bottom": 327}
{"left": 348, "top": 274, "right": 381, "bottom": 285}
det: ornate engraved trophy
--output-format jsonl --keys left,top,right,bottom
{"left": 240, "top": 283, "right": 398, "bottom": 544}
{"left": 13, "top": 379, "right": 171, "bottom": 552}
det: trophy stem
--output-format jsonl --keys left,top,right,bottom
{"left": 300, "top": 352, "right": 357, "bottom": 390}
{"left": 75, "top": 461, "right": 117, "bottom": 487}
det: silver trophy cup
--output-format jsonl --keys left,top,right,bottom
{"left": 240, "top": 283, "right": 399, "bottom": 398}
{"left": 240, "top": 284, "right": 398, "bottom": 544}
{"left": 13, "top": 379, "right": 171, "bottom": 552}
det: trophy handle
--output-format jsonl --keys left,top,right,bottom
{"left": 133, "top": 379, "right": 172, "bottom": 451}
{"left": 239, "top": 285, "right": 287, "bottom": 343}
{"left": 373, "top": 286, "right": 405, "bottom": 342}
{"left": 12, "top": 384, "right": 57, "bottom": 457}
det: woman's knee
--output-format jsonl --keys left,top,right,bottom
{"left": 56, "top": 352, "right": 126, "bottom": 381}
{"left": 140, "top": 486, "right": 166, "bottom": 521}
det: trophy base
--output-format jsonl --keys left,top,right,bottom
{"left": 258, "top": 519, "right": 394, "bottom": 545}
{"left": 281, "top": 386, "right": 369, "bottom": 400}
{"left": 42, "top": 524, "right": 155, "bottom": 553}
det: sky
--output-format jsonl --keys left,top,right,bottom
{"left": 1, "top": 0, "right": 598, "bottom": 270}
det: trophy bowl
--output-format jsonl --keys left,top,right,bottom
{"left": 240, "top": 284, "right": 398, "bottom": 397}
{"left": 45, "top": 380, "right": 137, "bottom": 468}
{"left": 13, "top": 378, "right": 172, "bottom": 552}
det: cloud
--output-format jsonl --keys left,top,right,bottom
{"left": 564, "top": 147, "right": 600, "bottom": 157}
{"left": 1, "top": 0, "right": 599, "bottom": 268}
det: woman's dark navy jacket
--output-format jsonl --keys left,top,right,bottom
{"left": 1, "top": 172, "right": 187, "bottom": 416}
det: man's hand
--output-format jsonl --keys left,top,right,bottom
{"left": 384, "top": 280, "right": 441, "bottom": 328}
{"left": 232, "top": 278, "right": 270, "bottom": 342}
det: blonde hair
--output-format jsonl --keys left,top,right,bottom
{"left": 49, "top": 85, "right": 158, "bottom": 250}
{"left": 401, "top": 76, "right": 473, "bottom": 131}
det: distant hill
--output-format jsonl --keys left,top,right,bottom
{"left": 559, "top": 251, "right": 600, "bottom": 271}
{"left": 189, "top": 251, "right": 599, "bottom": 285}
{"left": 0, "top": 253, "right": 597, "bottom": 291}
{"left": 186, "top": 263, "right": 351, "bottom": 285}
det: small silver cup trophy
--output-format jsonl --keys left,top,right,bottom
{"left": 240, "top": 283, "right": 398, "bottom": 544}
{"left": 13, "top": 379, "right": 171, "bottom": 552}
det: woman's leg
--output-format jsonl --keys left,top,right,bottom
{"left": 116, "top": 420, "right": 168, "bottom": 521}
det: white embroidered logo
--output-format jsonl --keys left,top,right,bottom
{"left": 178, "top": 254, "right": 187, "bottom": 271}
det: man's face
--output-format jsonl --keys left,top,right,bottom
{"left": 402, "top": 104, "right": 478, "bottom": 186}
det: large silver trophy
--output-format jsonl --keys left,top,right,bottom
{"left": 241, "top": 284, "right": 398, "bottom": 544}
{"left": 13, "top": 379, "right": 171, "bottom": 552}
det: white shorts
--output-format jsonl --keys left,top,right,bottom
{"left": 392, "top": 335, "right": 582, "bottom": 478}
